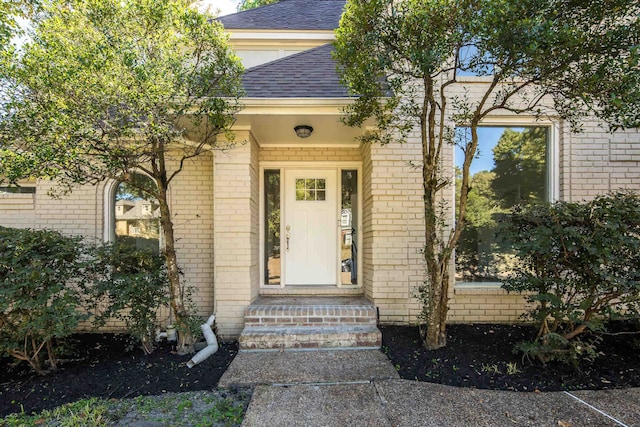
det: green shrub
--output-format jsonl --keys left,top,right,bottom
{"left": 0, "top": 227, "right": 90, "bottom": 374}
{"left": 501, "top": 192, "right": 640, "bottom": 364}
{"left": 87, "top": 242, "right": 169, "bottom": 354}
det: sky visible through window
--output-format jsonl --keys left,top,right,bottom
{"left": 456, "top": 127, "right": 524, "bottom": 175}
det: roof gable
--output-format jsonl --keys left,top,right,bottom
{"left": 218, "top": 0, "right": 346, "bottom": 31}
{"left": 242, "top": 43, "right": 350, "bottom": 98}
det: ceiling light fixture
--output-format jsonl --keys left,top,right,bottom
{"left": 294, "top": 125, "right": 313, "bottom": 139}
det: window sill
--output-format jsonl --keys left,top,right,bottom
{"left": 454, "top": 282, "right": 508, "bottom": 296}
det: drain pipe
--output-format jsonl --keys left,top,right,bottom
{"left": 186, "top": 315, "right": 219, "bottom": 368}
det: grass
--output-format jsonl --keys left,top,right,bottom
{"left": 0, "top": 390, "right": 251, "bottom": 427}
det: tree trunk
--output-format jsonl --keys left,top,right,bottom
{"left": 422, "top": 170, "right": 450, "bottom": 349}
{"left": 157, "top": 184, "right": 194, "bottom": 354}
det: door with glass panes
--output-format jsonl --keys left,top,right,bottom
{"left": 262, "top": 167, "right": 358, "bottom": 287}
{"left": 284, "top": 169, "right": 337, "bottom": 285}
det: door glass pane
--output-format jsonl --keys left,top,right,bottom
{"left": 264, "top": 170, "right": 281, "bottom": 285}
{"left": 295, "top": 178, "right": 326, "bottom": 201}
{"left": 341, "top": 170, "right": 358, "bottom": 285}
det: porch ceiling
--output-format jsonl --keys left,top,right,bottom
{"left": 235, "top": 114, "right": 364, "bottom": 146}
{"left": 234, "top": 99, "right": 369, "bottom": 146}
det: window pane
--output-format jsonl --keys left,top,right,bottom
{"left": 341, "top": 170, "right": 358, "bottom": 285}
{"left": 296, "top": 178, "right": 326, "bottom": 201}
{"left": 455, "top": 127, "right": 548, "bottom": 283}
{"left": 264, "top": 170, "right": 281, "bottom": 285}
{"left": 115, "top": 173, "right": 159, "bottom": 252}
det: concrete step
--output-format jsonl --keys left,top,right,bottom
{"left": 239, "top": 325, "right": 382, "bottom": 351}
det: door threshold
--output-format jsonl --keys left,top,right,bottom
{"left": 260, "top": 286, "right": 363, "bottom": 296}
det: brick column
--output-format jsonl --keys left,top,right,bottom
{"left": 213, "top": 133, "right": 260, "bottom": 338}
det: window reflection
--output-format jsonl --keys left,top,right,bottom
{"left": 264, "top": 170, "right": 281, "bottom": 285}
{"left": 341, "top": 170, "right": 358, "bottom": 285}
{"left": 114, "top": 173, "right": 160, "bottom": 252}
{"left": 455, "top": 127, "right": 548, "bottom": 283}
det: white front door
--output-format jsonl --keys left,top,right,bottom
{"left": 284, "top": 169, "right": 337, "bottom": 285}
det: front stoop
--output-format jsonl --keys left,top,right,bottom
{"left": 238, "top": 296, "right": 382, "bottom": 351}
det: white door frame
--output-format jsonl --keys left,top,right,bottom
{"left": 259, "top": 162, "right": 362, "bottom": 288}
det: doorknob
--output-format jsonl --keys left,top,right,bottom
{"left": 286, "top": 225, "right": 291, "bottom": 251}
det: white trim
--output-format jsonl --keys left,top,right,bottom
{"left": 103, "top": 179, "right": 119, "bottom": 242}
{"left": 453, "top": 120, "right": 560, "bottom": 287}
{"left": 258, "top": 162, "right": 363, "bottom": 289}
{"left": 238, "top": 98, "right": 355, "bottom": 115}
{"left": 472, "top": 116, "right": 560, "bottom": 201}
{"left": 228, "top": 30, "right": 335, "bottom": 41}
{"left": 256, "top": 143, "right": 361, "bottom": 149}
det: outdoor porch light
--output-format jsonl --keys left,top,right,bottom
{"left": 294, "top": 125, "right": 313, "bottom": 139}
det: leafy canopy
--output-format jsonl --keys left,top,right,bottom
{"left": 0, "top": 0, "right": 244, "bottom": 354}
{"left": 335, "top": 0, "right": 640, "bottom": 349}
{"left": 336, "top": 0, "right": 640, "bottom": 144}
{"left": 0, "top": 0, "right": 244, "bottom": 190}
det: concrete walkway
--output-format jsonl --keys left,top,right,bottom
{"left": 219, "top": 350, "right": 640, "bottom": 427}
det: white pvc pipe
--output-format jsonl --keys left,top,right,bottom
{"left": 186, "top": 315, "right": 219, "bottom": 368}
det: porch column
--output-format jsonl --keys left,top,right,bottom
{"left": 213, "top": 132, "right": 260, "bottom": 338}
{"left": 365, "top": 139, "right": 424, "bottom": 324}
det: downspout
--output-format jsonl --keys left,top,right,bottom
{"left": 186, "top": 314, "right": 218, "bottom": 368}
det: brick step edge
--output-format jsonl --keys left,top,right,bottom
{"left": 244, "top": 305, "right": 378, "bottom": 327}
{"left": 238, "top": 325, "right": 382, "bottom": 351}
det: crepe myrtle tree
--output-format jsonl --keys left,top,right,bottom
{"left": 0, "top": 0, "right": 244, "bottom": 353}
{"left": 335, "top": 0, "right": 640, "bottom": 349}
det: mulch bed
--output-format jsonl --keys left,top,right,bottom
{"left": 382, "top": 322, "right": 640, "bottom": 392}
{"left": 0, "top": 334, "right": 238, "bottom": 417}
{"left": 2, "top": 322, "right": 639, "bottom": 417}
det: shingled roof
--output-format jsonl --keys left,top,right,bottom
{"left": 242, "top": 43, "right": 351, "bottom": 98}
{"left": 218, "top": 0, "right": 346, "bottom": 31}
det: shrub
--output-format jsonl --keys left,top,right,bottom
{"left": 0, "top": 227, "right": 90, "bottom": 374}
{"left": 87, "top": 242, "right": 169, "bottom": 354}
{"left": 501, "top": 192, "right": 640, "bottom": 364}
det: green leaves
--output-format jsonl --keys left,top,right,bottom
{"left": 0, "top": 0, "right": 244, "bottom": 187}
{"left": 87, "top": 242, "right": 170, "bottom": 354}
{"left": 0, "top": 227, "right": 90, "bottom": 374}
{"left": 501, "top": 192, "right": 640, "bottom": 363}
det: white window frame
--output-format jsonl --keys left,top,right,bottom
{"left": 453, "top": 118, "right": 560, "bottom": 288}
{"left": 103, "top": 173, "right": 163, "bottom": 247}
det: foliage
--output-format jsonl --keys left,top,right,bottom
{"left": 88, "top": 242, "right": 170, "bottom": 354}
{"left": 2, "top": 398, "right": 110, "bottom": 427}
{"left": 0, "top": 0, "right": 244, "bottom": 353}
{"left": 335, "top": 0, "right": 640, "bottom": 349}
{"left": 0, "top": 227, "right": 89, "bottom": 375}
{"left": 1, "top": 391, "right": 250, "bottom": 426}
{"left": 237, "top": 0, "right": 279, "bottom": 12}
{"left": 501, "top": 192, "right": 640, "bottom": 364}
{"left": 0, "top": 0, "right": 39, "bottom": 50}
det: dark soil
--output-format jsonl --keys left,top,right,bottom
{"left": 0, "top": 334, "right": 238, "bottom": 417}
{"left": 382, "top": 322, "right": 640, "bottom": 392}
{"left": 3, "top": 322, "right": 640, "bottom": 417}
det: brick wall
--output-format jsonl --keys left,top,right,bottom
{"left": 213, "top": 132, "right": 260, "bottom": 338}
{"left": 259, "top": 146, "right": 361, "bottom": 162}
{"left": 364, "top": 77, "right": 640, "bottom": 326}
{"left": 366, "top": 139, "right": 424, "bottom": 324}
{"left": 0, "top": 151, "right": 215, "bottom": 332}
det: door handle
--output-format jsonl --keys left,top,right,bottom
{"left": 286, "top": 225, "right": 291, "bottom": 251}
